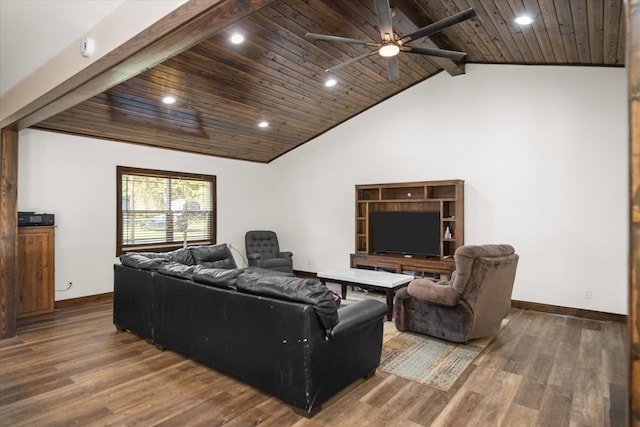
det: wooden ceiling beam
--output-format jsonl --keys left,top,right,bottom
{"left": 392, "top": 0, "right": 466, "bottom": 76}
{"left": 627, "top": 1, "right": 640, "bottom": 424}
{"left": 1, "top": 0, "right": 278, "bottom": 131}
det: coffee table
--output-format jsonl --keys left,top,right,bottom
{"left": 317, "top": 268, "right": 415, "bottom": 321}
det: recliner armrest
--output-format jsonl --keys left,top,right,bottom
{"left": 407, "top": 278, "right": 460, "bottom": 306}
{"left": 247, "top": 253, "right": 262, "bottom": 260}
{"left": 277, "top": 251, "right": 293, "bottom": 259}
{"left": 328, "top": 299, "right": 386, "bottom": 338}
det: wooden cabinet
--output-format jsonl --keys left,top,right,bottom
{"left": 17, "top": 226, "right": 55, "bottom": 318}
{"left": 352, "top": 180, "right": 464, "bottom": 277}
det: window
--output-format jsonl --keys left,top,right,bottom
{"left": 116, "top": 166, "right": 216, "bottom": 255}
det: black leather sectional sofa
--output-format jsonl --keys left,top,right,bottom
{"left": 113, "top": 244, "right": 387, "bottom": 416}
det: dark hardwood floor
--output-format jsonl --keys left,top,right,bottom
{"left": 0, "top": 299, "right": 626, "bottom": 426}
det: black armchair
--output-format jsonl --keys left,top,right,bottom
{"left": 245, "top": 230, "right": 293, "bottom": 273}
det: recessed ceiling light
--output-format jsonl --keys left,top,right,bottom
{"left": 258, "top": 121, "right": 269, "bottom": 128}
{"left": 162, "top": 95, "right": 176, "bottom": 105}
{"left": 514, "top": 15, "right": 534, "bottom": 25}
{"left": 230, "top": 33, "right": 245, "bottom": 45}
{"left": 325, "top": 77, "right": 337, "bottom": 87}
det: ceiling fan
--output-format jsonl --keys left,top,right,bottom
{"left": 305, "top": 0, "right": 476, "bottom": 81}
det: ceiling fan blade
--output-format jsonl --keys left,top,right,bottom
{"left": 386, "top": 56, "right": 399, "bottom": 81}
{"left": 401, "top": 45, "right": 467, "bottom": 61}
{"left": 305, "top": 32, "right": 373, "bottom": 46}
{"left": 326, "top": 51, "right": 378, "bottom": 73}
{"left": 398, "top": 8, "right": 476, "bottom": 45}
{"left": 373, "top": 0, "right": 394, "bottom": 41}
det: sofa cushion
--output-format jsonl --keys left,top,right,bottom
{"left": 158, "top": 262, "right": 197, "bottom": 280}
{"left": 190, "top": 244, "right": 237, "bottom": 269}
{"left": 136, "top": 252, "right": 171, "bottom": 260}
{"left": 236, "top": 275, "right": 341, "bottom": 330}
{"left": 166, "top": 247, "right": 195, "bottom": 265}
{"left": 193, "top": 266, "right": 242, "bottom": 289}
{"left": 120, "top": 253, "right": 168, "bottom": 271}
{"left": 241, "top": 266, "right": 295, "bottom": 279}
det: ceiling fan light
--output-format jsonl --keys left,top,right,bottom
{"left": 379, "top": 43, "right": 400, "bottom": 58}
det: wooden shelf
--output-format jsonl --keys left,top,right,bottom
{"left": 350, "top": 253, "right": 455, "bottom": 276}
{"left": 353, "top": 180, "right": 464, "bottom": 277}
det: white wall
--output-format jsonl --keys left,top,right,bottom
{"left": 18, "top": 130, "right": 270, "bottom": 300}
{"left": 271, "top": 64, "right": 628, "bottom": 315}
{"left": 18, "top": 64, "right": 628, "bottom": 314}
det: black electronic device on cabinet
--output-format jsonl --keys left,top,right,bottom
{"left": 18, "top": 212, "right": 55, "bottom": 227}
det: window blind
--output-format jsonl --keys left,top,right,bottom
{"left": 117, "top": 166, "right": 216, "bottom": 255}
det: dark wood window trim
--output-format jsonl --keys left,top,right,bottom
{"left": 116, "top": 166, "right": 216, "bottom": 256}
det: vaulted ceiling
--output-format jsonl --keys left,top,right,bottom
{"left": 33, "top": 0, "right": 625, "bottom": 163}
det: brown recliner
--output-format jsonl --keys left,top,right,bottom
{"left": 394, "top": 244, "right": 519, "bottom": 343}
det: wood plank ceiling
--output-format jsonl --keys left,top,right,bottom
{"left": 34, "top": 0, "right": 625, "bottom": 163}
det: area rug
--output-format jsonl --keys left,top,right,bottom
{"left": 379, "top": 319, "right": 508, "bottom": 392}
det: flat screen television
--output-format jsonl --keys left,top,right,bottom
{"left": 370, "top": 211, "right": 441, "bottom": 257}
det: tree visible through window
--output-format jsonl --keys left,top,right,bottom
{"left": 116, "top": 166, "right": 216, "bottom": 255}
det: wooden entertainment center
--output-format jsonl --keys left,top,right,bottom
{"left": 350, "top": 180, "right": 464, "bottom": 278}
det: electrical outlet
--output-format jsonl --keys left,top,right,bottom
{"left": 583, "top": 289, "right": 592, "bottom": 299}
{"left": 56, "top": 281, "right": 73, "bottom": 292}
